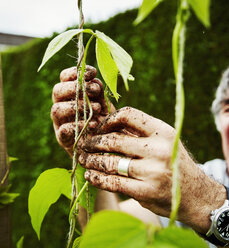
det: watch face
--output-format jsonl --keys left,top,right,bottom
{"left": 216, "top": 210, "right": 229, "bottom": 239}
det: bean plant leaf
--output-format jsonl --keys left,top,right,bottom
{"left": 76, "top": 164, "right": 97, "bottom": 214}
{"left": 79, "top": 210, "right": 148, "bottom": 248}
{"left": 73, "top": 237, "right": 81, "bottom": 248}
{"left": 0, "top": 185, "right": 19, "bottom": 208}
{"left": 134, "top": 0, "right": 164, "bottom": 25}
{"left": 9, "top": 156, "right": 18, "bottom": 162}
{"left": 38, "top": 29, "right": 93, "bottom": 71}
{"left": 96, "top": 37, "right": 119, "bottom": 101}
{"left": 28, "top": 168, "right": 71, "bottom": 239}
{"left": 16, "top": 236, "right": 24, "bottom": 248}
{"left": 95, "top": 31, "right": 133, "bottom": 91}
{"left": 187, "top": 0, "right": 210, "bottom": 27}
{"left": 154, "top": 226, "right": 208, "bottom": 248}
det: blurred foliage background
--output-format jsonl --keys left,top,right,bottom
{"left": 1, "top": 0, "right": 229, "bottom": 247}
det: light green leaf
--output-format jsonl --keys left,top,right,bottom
{"left": 28, "top": 168, "right": 71, "bottom": 239}
{"left": 134, "top": 0, "right": 164, "bottom": 25}
{"left": 187, "top": 0, "right": 210, "bottom": 27}
{"left": 73, "top": 237, "right": 81, "bottom": 248}
{"left": 95, "top": 31, "right": 133, "bottom": 91}
{"left": 96, "top": 37, "right": 119, "bottom": 101}
{"left": 38, "top": 29, "right": 93, "bottom": 71}
{"left": 79, "top": 210, "right": 148, "bottom": 248}
{"left": 9, "top": 156, "right": 18, "bottom": 162}
{"left": 76, "top": 164, "right": 97, "bottom": 214}
{"left": 154, "top": 226, "right": 208, "bottom": 248}
{"left": 16, "top": 236, "right": 24, "bottom": 248}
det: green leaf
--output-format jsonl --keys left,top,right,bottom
{"left": 73, "top": 237, "right": 81, "bottom": 248}
{"left": 96, "top": 37, "right": 119, "bottom": 101}
{"left": 0, "top": 191, "right": 19, "bottom": 207}
{"left": 134, "top": 0, "right": 164, "bottom": 25}
{"left": 0, "top": 185, "right": 19, "bottom": 207}
{"left": 95, "top": 31, "right": 133, "bottom": 91}
{"left": 28, "top": 168, "right": 71, "bottom": 239}
{"left": 38, "top": 29, "right": 93, "bottom": 71}
{"left": 79, "top": 210, "right": 148, "bottom": 248}
{"left": 187, "top": 0, "right": 210, "bottom": 27}
{"left": 154, "top": 226, "right": 208, "bottom": 248}
{"left": 16, "top": 236, "right": 24, "bottom": 248}
{"left": 76, "top": 164, "right": 97, "bottom": 214}
{"left": 9, "top": 156, "right": 18, "bottom": 162}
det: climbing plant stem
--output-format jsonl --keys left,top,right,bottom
{"left": 169, "top": 0, "right": 189, "bottom": 225}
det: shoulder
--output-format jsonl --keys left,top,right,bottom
{"left": 199, "top": 159, "right": 227, "bottom": 185}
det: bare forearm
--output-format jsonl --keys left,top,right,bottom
{"left": 178, "top": 163, "right": 227, "bottom": 234}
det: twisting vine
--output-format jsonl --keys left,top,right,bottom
{"left": 68, "top": 0, "right": 92, "bottom": 247}
{"left": 169, "top": 0, "right": 190, "bottom": 225}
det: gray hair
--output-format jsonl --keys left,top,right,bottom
{"left": 211, "top": 67, "right": 229, "bottom": 131}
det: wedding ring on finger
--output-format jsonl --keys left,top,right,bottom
{"left": 117, "top": 158, "right": 132, "bottom": 177}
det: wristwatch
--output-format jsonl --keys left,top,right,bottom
{"left": 206, "top": 199, "right": 229, "bottom": 247}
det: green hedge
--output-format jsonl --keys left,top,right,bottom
{"left": 1, "top": 0, "right": 229, "bottom": 247}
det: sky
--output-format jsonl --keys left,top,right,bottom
{"left": 0, "top": 0, "right": 142, "bottom": 38}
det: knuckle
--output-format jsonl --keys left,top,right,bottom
{"left": 89, "top": 171, "right": 103, "bottom": 187}
{"left": 84, "top": 65, "right": 97, "bottom": 81}
{"left": 91, "top": 102, "right": 101, "bottom": 114}
{"left": 86, "top": 81, "right": 101, "bottom": 96}
{"left": 78, "top": 152, "right": 88, "bottom": 165}
{"left": 108, "top": 176, "right": 119, "bottom": 191}
{"left": 51, "top": 103, "right": 60, "bottom": 120}
{"left": 58, "top": 124, "right": 74, "bottom": 147}
{"left": 60, "top": 67, "right": 77, "bottom": 82}
{"left": 106, "top": 156, "right": 117, "bottom": 174}
{"left": 90, "top": 78, "right": 103, "bottom": 90}
{"left": 116, "top": 106, "right": 133, "bottom": 122}
{"left": 88, "top": 120, "right": 98, "bottom": 131}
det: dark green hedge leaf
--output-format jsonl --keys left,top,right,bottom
{"left": 134, "top": 0, "right": 164, "bottom": 25}
{"left": 0, "top": 191, "right": 19, "bottom": 207}
{"left": 187, "top": 0, "right": 210, "bottom": 27}
{"left": 28, "top": 168, "right": 71, "bottom": 239}
{"left": 79, "top": 210, "right": 148, "bottom": 248}
{"left": 96, "top": 37, "right": 119, "bottom": 101}
{"left": 95, "top": 31, "right": 133, "bottom": 91}
{"left": 154, "top": 226, "right": 208, "bottom": 248}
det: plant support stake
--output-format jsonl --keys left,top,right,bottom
{"left": 0, "top": 55, "right": 11, "bottom": 248}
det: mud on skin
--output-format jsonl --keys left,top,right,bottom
{"left": 60, "top": 65, "right": 97, "bottom": 82}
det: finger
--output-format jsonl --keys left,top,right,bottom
{"left": 57, "top": 121, "right": 98, "bottom": 148}
{"left": 82, "top": 132, "right": 145, "bottom": 158}
{"left": 84, "top": 170, "right": 149, "bottom": 202}
{"left": 79, "top": 153, "right": 148, "bottom": 180}
{"left": 60, "top": 67, "right": 77, "bottom": 82}
{"left": 60, "top": 65, "right": 97, "bottom": 82}
{"left": 99, "top": 107, "right": 174, "bottom": 137}
{"left": 52, "top": 80, "right": 102, "bottom": 103}
{"left": 51, "top": 101, "right": 101, "bottom": 126}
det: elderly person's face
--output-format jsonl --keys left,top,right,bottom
{"left": 219, "top": 95, "right": 229, "bottom": 165}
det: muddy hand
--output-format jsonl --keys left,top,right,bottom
{"left": 79, "top": 106, "right": 226, "bottom": 234}
{"left": 51, "top": 65, "right": 115, "bottom": 156}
